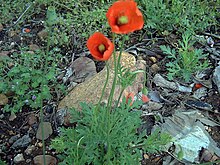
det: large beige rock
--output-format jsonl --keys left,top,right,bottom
{"left": 58, "top": 52, "right": 146, "bottom": 111}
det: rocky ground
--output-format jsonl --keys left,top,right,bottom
{"left": 0, "top": 15, "right": 220, "bottom": 165}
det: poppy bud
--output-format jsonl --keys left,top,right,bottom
{"left": 142, "top": 94, "right": 149, "bottom": 103}
{"left": 194, "top": 83, "right": 203, "bottom": 89}
{"left": 126, "top": 92, "right": 135, "bottom": 106}
{"left": 46, "top": 6, "right": 58, "bottom": 26}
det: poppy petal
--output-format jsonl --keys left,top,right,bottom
{"left": 142, "top": 94, "right": 149, "bottom": 103}
{"left": 126, "top": 92, "right": 135, "bottom": 106}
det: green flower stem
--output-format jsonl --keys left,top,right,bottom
{"left": 107, "top": 35, "right": 126, "bottom": 109}
{"left": 39, "top": 100, "right": 46, "bottom": 165}
{"left": 106, "top": 34, "right": 126, "bottom": 164}
{"left": 96, "top": 61, "right": 110, "bottom": 112}
{"left": 92, "top": 62, "right": 110, "bottom": 131}
{"left": 105, "top": 33, "right": 116, "bottom": 164}
{"left": 40, "top": 24, "right": 52, "bottom": 165}
{"left": 115, "top": 87, "right": 126, "bottom": 107}
{"left": 44, "top": 26, "right": 52, "bottom": 73}
{"left": 105, "top": 37, "right": 116, "bottom": 164}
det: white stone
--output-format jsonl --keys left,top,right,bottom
{"left": 14, "top": 154, "right": 24, "bottom": 164}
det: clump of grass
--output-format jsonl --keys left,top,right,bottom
{"left": 137, "top": 0, "right": 217, "bottom": 34}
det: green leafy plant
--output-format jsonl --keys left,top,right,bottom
{"left": 51, "top": 99, "right": 171, "bottom": 165}
{"left": 0, "top": 49, "right": 64, "bottom": 113}
{"left": 160, "top": 31, "right": 209, "bottom": 82}
{"left": 0, "top": 6, "right": 65, "bottom": 114}
{"left": 137, "top": 0, "right": 217, "bottom": 33}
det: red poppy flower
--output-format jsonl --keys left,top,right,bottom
{"left": 87, "top": 32, "right": 114, "bottom": 61}
{"left": 126, "top": 92, "right": 135, "bottom": 106}
{"left": 106, "top": 0, "right": 144, "bottom": 34}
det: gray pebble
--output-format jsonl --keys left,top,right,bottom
{"left": 13, "top": 153, "right": 24, "bottom": 164}
{"left": 11, "top": 135, "right": 31, "bottom": 149}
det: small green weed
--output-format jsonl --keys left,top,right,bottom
{"left": 51, "top": 99, "right": 171, "bottom": 165}
{"left": 0, "top": 48, "right": 65, "bottom": 113}
{"left": 160, "top": 31, "right": 209, "bottom": 82}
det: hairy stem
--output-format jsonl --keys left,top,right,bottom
{"left": 106, "top": 34, "right": 126, "bottom": 164}
{"left": 115, "top": 87, "right": 125, "bottom": 107}
{"left": 96, "top": 61, "right": 110, "bottom": 112}
{"left": 40, "top": 25, "right": 52, "bottom": 165}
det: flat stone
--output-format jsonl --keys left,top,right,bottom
{"left": 150, "top": 63, "right": 160, "bottom": 73}
{"left": 69, "top": 57, "right": 97, "bottom": 83}
{"left": 58, "top": 52, "right": 146, "bottom": 111}
{"left": 27, "top": 114, "right": 37, "bottom": 126}
{"left": 155, "top": 110, "right": 220, "bottom": 163}
{"left": 37, "top": 30, "right": 48, "bottom": 40}
{"left": 9, "top": 135, "right": 20, "bottom": 144}
{"left": 11, "top": 135, "right": 31, "bottom": 149}
{"left": 33, "top": 155, "right": 57, "bottom": 165}
{"left": 24, "top": 145, "right": 35, "bottom": 155}
{"left": 213, "top": 65, "right": 220, "bottom": 93}
{"left": 36, "top": 122, "right": 53, "bottom": 140}
{"left": 193, "top": 87, "right": 207, "bottom": 99}
{"left": 149, "top": 56, "right": 157, "bottom": 63}
{"left": 29, "top": 44, "right": 40, "bottom": 51}
{"left": 9, "top": 112, "right": 17, "bottom": 121}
